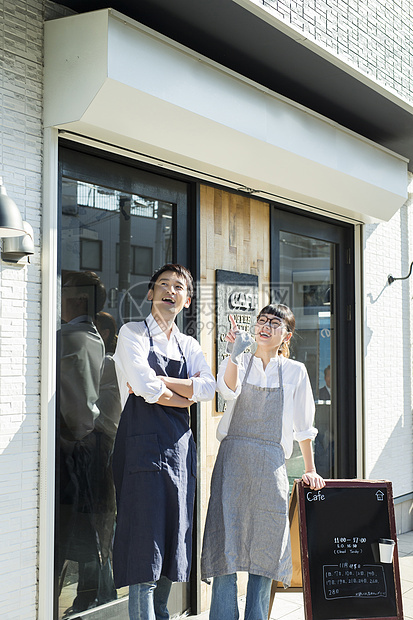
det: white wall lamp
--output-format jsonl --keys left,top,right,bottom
{"left": 0, "top": 178, "right": 34, "bottom": 263}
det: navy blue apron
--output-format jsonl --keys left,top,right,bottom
{"left": 112, "top": 321, "right": 196, "bottom": 588}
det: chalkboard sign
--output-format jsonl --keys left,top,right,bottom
{"left": 296, "top": 479, "right": 403, "bottom": 620}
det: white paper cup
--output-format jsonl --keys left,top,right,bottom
{"left": 378, "top": 538, "right": 395, "bottom": 563}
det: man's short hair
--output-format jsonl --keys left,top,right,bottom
{"left": 62, "top": 270, "right": 107, "bottom": 315}
{"left": 148, "top": 264, "right": 194, "bottom": 298}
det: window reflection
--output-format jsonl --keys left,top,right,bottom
{"left": 278, "top": 232, "right": 335, "bottom": 486}
{"left": 58, "top": 177, "right": 174, "bottom": 617}
{"left": 59, "top": 270, "right": 117, "bottom": 614}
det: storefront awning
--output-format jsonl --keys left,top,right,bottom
{"left": 44, "top": 9, "right": 408, "bottom": 223}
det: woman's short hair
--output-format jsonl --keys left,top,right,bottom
{"left": 257, "top": 303, "right": 295, "bottom": 358}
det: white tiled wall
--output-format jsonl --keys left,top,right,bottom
{"left": 250, "top": 0, "right": 413, "bottom": 104}
{"left": 0, "top": 1, "right": 43, "bottom": 617}
{"left": 259, "top": 0, "right": 413, "bottom": 534}
{"left": 251, "top": 0, "right": 413, "bottom": 531}
{"left": 363, "top": 175, "right": 413, "bottom": 526}
{"left": 0, "top": 1, "right": 73, "bottom": 617}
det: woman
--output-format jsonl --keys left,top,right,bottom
{"left": 201, "top": 304, "right": 325, "bottom": 620}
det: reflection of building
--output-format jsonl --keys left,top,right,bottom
{"left": 2, "top": 1, "right": 413, "bottom": 617}
{"left": 62, "top": 177, "right": 174, "bottom": 322}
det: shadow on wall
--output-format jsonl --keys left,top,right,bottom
{"left": 368, "top": 417, "right": 412, "bottom": 486}
{"left": 1, "top": 414, "right": 39, "bottom": 616}
{"left": 364, "top": 206, "right": 413, "bottom": 534}
{"left": 363, "top": 223, "right": 379, "bottom": 242}
{"left": 368, "top": 419, "right": 413, "bottom": 534}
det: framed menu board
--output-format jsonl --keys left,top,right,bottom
{"left": 215, "top": 269, "right": 258, "bottom": 412}
{"left": 295, "top": 479, "right": 403, "bottom": 620}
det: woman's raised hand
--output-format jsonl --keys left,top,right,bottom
{"left": 225, "top": 314, "right": 240, "bottom": 343}
{"left": 226, "top": 315, "right": 255, "bottom": 366}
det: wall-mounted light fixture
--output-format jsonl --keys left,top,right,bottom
{"left": 2, "top": 221, "right": 35, "bottom": 263}
{"left": 0, "top": 178, "right": 26, "bottom": 237}
{"left": 387, "top": 262, "right": 413, "bottom": 286}
{"left": 0, "top": 178, "right": 34, "bottom": 263}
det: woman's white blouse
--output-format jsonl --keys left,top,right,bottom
{"left": 217, "top": 353, "right": 317, "bottom": 459}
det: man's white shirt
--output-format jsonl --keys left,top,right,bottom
{"left": 114, "top": 314, "right": 215, "bottom": 408}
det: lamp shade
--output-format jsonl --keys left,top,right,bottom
{"left": 2, "top": 221, "right": 35, "bottom": 263}
{"left": 0, "top": 179, "right": 26, "bottom": 237}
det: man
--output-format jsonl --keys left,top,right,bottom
{"left": 319, "top": 365, "right": 331, "bottom": 402}
{"left": 315, "top": 365, "right": 332, "bottom": 478}
{"left": 112, "top": 264, "right": 215, "bottom": 620}
{"left": 60, "top": 271, "right": 106, "bottom": 441}
{"left": 59, "top": 270, "right": 112, "bottom": 613}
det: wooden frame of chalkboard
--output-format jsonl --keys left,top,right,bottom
{"left": 296, "top": 479, "right": 404, "bottom": 620}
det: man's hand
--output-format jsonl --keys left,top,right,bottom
{"left": 157, "top": 388, "right": 194, "bottom": 408}
{"left": 158, "top": 376, "right": 195, "bottom": 400}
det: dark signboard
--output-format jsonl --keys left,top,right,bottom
{"left": 215, "top": 269, "right": 259, "bottom": 412}
{"left": 296, "top": 479, "right": 403, "bottom": 620}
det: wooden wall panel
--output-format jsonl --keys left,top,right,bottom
{"left": 198, "top": 184, "right": 270, "bottom": 610}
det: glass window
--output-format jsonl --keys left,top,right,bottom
{"left": 80, "top": 238, "right": 102, "bottom": 271}
{"left": 57, "top": 149, "right": 186, "bottom": 618}
{"left": 133, "top": 246, "right": 153, "bottom": 276}
{"left": 279, "top": 231, "right": 334, "bottom": 485}
{"left": 115, "top": 244, "right": 153, "bottom": 276}
{"left": 272, "top": 206, "right": 356, "bottom": 486}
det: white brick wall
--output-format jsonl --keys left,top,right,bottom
{"left": 0, "top": 1, "right": 72, "bottom": 617}
{"left": 250, "top": 0, "right": 413, "bottom": 524}
{"left": 258, "top": 0, "right": 413, "bottom": 104}
{"left": 363, "top": 175, "right": 413, "bottom": 499}
{"left": 0, "top": 1, "right": 43, "bottom": 617}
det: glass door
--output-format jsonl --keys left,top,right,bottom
{"left": 56, "top": 144, "right": 191, "bottom": 619}
{"left": 271, "top": 206, "right": 356, "bottom": 485}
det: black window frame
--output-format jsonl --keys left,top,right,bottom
{"left": 270, "top": 203, "right": 356, "bottom": 479}
{"left": 55, "top": 139, "right": 199, "bottom": 618}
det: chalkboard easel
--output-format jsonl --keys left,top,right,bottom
{"left": 294, "top": 479, "right": 404, "bottom": 620}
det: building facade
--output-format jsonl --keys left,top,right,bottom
{"left": 0, "top": 0, "right": 412, "bottom": 618}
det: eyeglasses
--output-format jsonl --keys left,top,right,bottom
{"left": 256, "top": 316, "right": 285, "bottom": 330}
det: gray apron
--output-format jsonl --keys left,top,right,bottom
{"left": 201, "top": 354, "right": 292, "bottom": 587}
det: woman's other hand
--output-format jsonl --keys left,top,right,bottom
{"left": 302, "top": 470, "right": 326, "bottom": 490}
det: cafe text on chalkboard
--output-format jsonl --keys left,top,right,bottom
{"left": 215, "top": 269, "right": 258, "bottom": 412}
{"left": 296, "top": 479, "right": 403, "bottom": 620}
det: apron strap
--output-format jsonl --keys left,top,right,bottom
{"left": 144, "top": 319, "right": 187, "bottom": 371}
{"left": 244, "top": 352, "right": 284, "bottom": 393}
{"left": 278, "top": 356, "right": 284, "bottom": 412}
{"left": 243, "top": 354, "right": 284, "bottom": 386}
{"left": 278, "top": 355, "right": 283, "bottom": 385}
{"left": 174, "top": 335, "right": 188, "bottom": 377}
{"left": 174, "top": 335, "right": 186, "bottom": 362}
{"left": 144, "top": 319, "right": 154, "bottom": 349}
{"left": 242, "top": 354, "right": 255, "bottom": 385}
